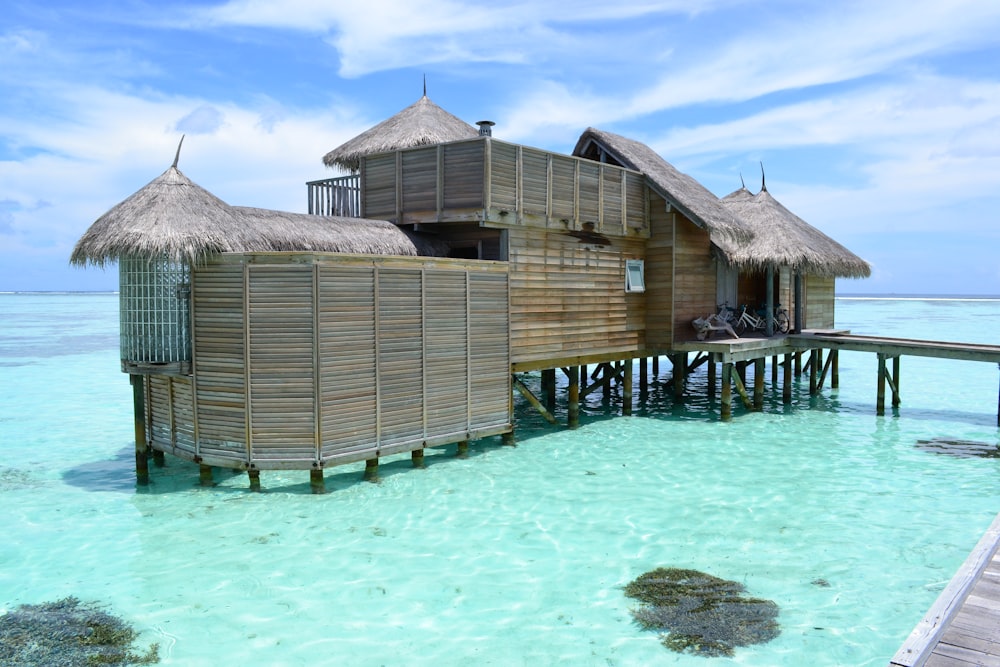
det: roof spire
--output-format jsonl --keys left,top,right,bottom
{"left": 423, "top": 74, "right": 427, "bottom": 97}
{"left": 740, "top": 172, "right": 746, "bottom": 190}
{"left": 759, "top": 161, "right": 767, "bottom": 192}
{"left": 172, "top": 135, "right": 185, "bottom": 169}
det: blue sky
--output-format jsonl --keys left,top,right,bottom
{"left": 2, "top": 0, "right": 999, "bottom": 294}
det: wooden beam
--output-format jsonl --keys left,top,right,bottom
{"left": 623, "top": 359, "right": 633, "bottom": 416}
{"left": 754, "top": 357, "right": 765, "bottom": 411}
{"left": 131, "top": 374, "right": 148, "bottom": 485}
{"left": 732, "top": 371, "right": 753, "bottom": 409}
{"left": 783, "top": 352, "right": 792, "bottom": 404}
{"left": 566, "top": 366, "right": 580, "bottom": 428}
{"left": 721, "top": 362, "right": 732, "bottom": 421}
{"left": 512, "top": 376, "right": 559, "bottom": 425}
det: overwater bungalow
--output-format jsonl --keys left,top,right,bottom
{"left": 73, "top": 95, "right": 871, "bottom": 488}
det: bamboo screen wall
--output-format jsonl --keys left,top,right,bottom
{"left": 144, "top": 253, "right": 510, "bottom": 470}
{"left": 361, "top": 138, "right": 648, "bottom": 237}
{"left": 119, "top": 256, "right": 191, "bottom": 374}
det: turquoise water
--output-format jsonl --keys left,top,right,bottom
{"left": 1, "top": 293, "right": 999, "bottom": 665}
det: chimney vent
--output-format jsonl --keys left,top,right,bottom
{"left": 476, "top": 120, "right": 495, "bottom": 137}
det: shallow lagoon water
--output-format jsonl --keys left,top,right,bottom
{"left": 1, "top": 293, "right": 999, "bottom": 665}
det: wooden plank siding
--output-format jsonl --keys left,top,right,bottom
{"left": 805, "top": 275, "right": 835, "bottom": 329}
{"left": 672, "top": 216, "right": 718, "bottom": 344}
{"left": 144, "top": 253, "right": 511, "bottom": 470}
{"left": 508, "top": 226, "right": 646, "bottom": 370}
{"left": 361, "top": 137, "right": 648, "bottom": 239}
{"left": 644, "top": 196, "right": 676, "bottom": 351}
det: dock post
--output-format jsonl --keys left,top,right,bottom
{"left": 502, "top": 430, "right": 516, "bottom": 446}
{"left": 639, "top": 357, "right": 648, "bottom": 395}
{"left": 456, "top": 440, "right": 469, "bottom": 458}
{"left": 131, "top": 374, "right": 149, "bottom": 485}
{"left": 754, "top": 357, "right": 765, "bottom": 411}
{"left": 783, "top": 353, "right": 792, "bottom": 404}
{"left": 310, "top": 467, "right": 325, "bottom": 493}
{"left": 771, "top": 355, "right": 778, "bottom": 385}
{"left": 412, "top": 448, "right": 426, "bottom": 468}
{"left": 809, "top": 349, "right": 820, "bottom": 395}
{"left": 707, "top": 353, "right": 717, "bottom": 397}
{"left": 877, "top": 352, "right": 887, "bottom": 415}
{"left": 363, "top": 458, "right": 379, "bottom": 483}
{"left": 652, "top": 356, "right": 659, "bottom": 376}
{"left": 721, "top": 362, "right": 733, "bottom": 421}
{"left": 892, "top": 356, "right": 901, "bottom": 408}
{"left": 673, "top": 353, "right": 687, "bottom": 397}
{"left": 623, "top": 359, "right": 633, "bottom": 416}
{"left": 199, "top": 464, "right": 213, "bottom": 486}
{"left": 542, "top": 368, "right": 556, "bottom": 412}
{"left": 248, "top": 468, "right": 261, "bottom": 492}
{"left": 831, "top": 350, "right": 840, "bottom": 389}
{"left": 794, "top": 351, "right": 802, "bottom": 375}
{"left": 567, "top": 366, "right": 580, "bottom": 428}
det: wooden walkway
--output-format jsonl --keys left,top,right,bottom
{"left": 890, "top": 512, "right": 1000, "bottom": 666}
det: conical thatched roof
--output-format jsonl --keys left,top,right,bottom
{"left": 719, "top": 186, "right": 871, "bottom": 278}
{"left": 71, "top": 165, "right": 439, "bottom": 267}
{"left": 322, "top": 95, "right": 479, "bottom": 172}
{"left": 573, "top": 128, "right": 751, "bottom": 242}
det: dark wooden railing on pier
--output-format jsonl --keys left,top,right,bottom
{"left": 307, "top": 174, "right": 361, "bottom": 217}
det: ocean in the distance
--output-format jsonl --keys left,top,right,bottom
{"left": 1, "top": 292, "right": 999, "bottom": 666}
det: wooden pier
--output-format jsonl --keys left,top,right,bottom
{"left": 890, "top": 512, "right": 1000, "bottom": 666}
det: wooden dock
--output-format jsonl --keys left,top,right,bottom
{"left": 890, "top": 512, "right": 1000, "bottom": 666}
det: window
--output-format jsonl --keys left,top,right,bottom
{"left": 625, "top": 259, "right": 645, "bottom": 293}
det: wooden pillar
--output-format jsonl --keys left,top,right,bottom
{"left": 831, "top": 350, "right": 840, "bottom": 389}
{"left": 721, "top": 362, "right": 733, "bottom": 421}
{"left": 310, "top": 467, "right": 325, "bottom": 493}
{"left": 131, "top": 374, "right": 149, "bottom": 485}
{"left": 456, "top": 440, "right": 469, "bottom": 458}
{"left": 502, "top": 430, "right": 516, "bottom": 446}
{"left": 567, "top": 366, "right": 580, "bottom": 428}
{"left": 639, "top": 357, "right": 648, "bottom": 395}
{"left": 771, "top": 355, "right": 778, "bottom": 385}
{"left": 673, "top": 353, "right": 687, "bottom": 397}
{"left": 623, "top": 359, "right": 633, "bottom": 416}
{"left": 892, "top": 355, "right": 901, "bottom": 407}
{"left": 877, "top": 352, "right": 886, "bottom": 416}
{"left": 199, "top": 464, "right": 213, "bottom": 486}
{"left": 783, "top": 352, "right": 792, "bottom": 404}
{"left": 765, "top": 265, "right": 775, "bottom": 337}
{"left": 809, "top": 349, "right": 820, "bottom": 395}
{"left": 794, "top": 351, "right": 802, "bottom": 375}
{"left": 707, "top": 353, "right": 717, "bottom": 397}
{"left": 754, "top": 357, "right": 765, "bottom": 411}
{"left": 248, "top": 468, "right": 261, "bottom": 492}
{"left": 793, "top": 272, "right": 803, "bottom": 333}
{"left": 363, "top": 458, "right": 379, "bottom": 482}
{"left": 542, "top": 368, "right": 557, "bottom": 412}
{"left": 652, "top": 355, "right": 659, "bottom": 376}
{"left": 412, "top": 448, "right": 425, "bottom": 468}
{"left": 580, "top": 365, "right": 588, "bottom": 388}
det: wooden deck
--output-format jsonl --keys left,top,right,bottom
{"left": 890, "top": 512, "right": 1000, "bottom": 666}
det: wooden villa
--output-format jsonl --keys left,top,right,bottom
{"left": 73, "top": 95, "right": 871, "bottom": 490}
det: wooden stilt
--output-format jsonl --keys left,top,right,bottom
{"left": 580, "top": 365, "right": 587, "bottom": 388}
{"left": 732, "top": 371, "right": 753, "bottom": 409}
{"left": 809, "top": 349, "right": 820, "bottom": 395}
{"left": 542, "top": 368, "right": 556, "bottom": 411}
{"left": 831, "top": 350, "right": 840, "bottom": 389}
{"left": 736, "top": 360, "right": 747, "bottom": 387}
{"left": 783, "top": 353, "right": 793, "bottom": 404}
{"left": 721, "top": 362, "right": 733, "bottom": 421}
{"left": 512, "top": 376, "right": 559, "bottom": 424}
{"left": 601, "top": 363, "right": 612, "bottom": 401}
{"left": 794, "top": 351, "right": 802, "bottom": 375}
{"left": 152, "top": 449, "right": 165, "bottom": 467}
{"left": 639, "top": 357, "right": 648, "bottom": 395}
{"left": 412, "top": 448, "right": 425, "bottom": 468}
{"left": 199, "top": 464, "right": 213, "bottom": 486}
{"left": 771, "top": 355, "right": 778, "bottom": 384}
{"left": 892, "top": 355, "right": 901, "bottom": 407}
{"left": 623, "top": 359, "right": 633, "bottom": 416}
{"left": 707, "top": 353, "right": 717, "bottom": 398}
{"left": 310, "top": 467, "right": 325, "bottom": 493}
{"left": 673, "top": 353, "right": 687, "bottom": 397}
{"left": 567, "top": 366, "right": 580, "bottom": 428}
{"left": 652, "top": 356, "right": 659, "bottom": 376}
{"left": 363, "top": 458, "right": 379, "bottom": 482}
{"left": 877, "top": 352, "right": 887, "bottom": 416}
{"left": 248, "top": 468, "right": 261, "bottom": 492}
{"left": 502, "top": 430, "right": 516, "bottom": 446}
{"left": 754, "top": 357, "right": 765, "bottom": 411}
{"left": 456, "top": 440, "right": 469, "bottom": 458}
{"left": 131, "top": 374, "right": 149, "bottom": 485}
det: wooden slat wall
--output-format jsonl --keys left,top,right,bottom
{"left": 361, "top": 153, "right": 398, "bottom": 219}
{"left": 508, "top": 227, "right": 645, "bottom": 368}
{"left": 318, "top": 266, "right": 378, "bottom": 462}
{"left": 805, "top": 275, "right": 835, "bottom": 328}
{"left": 184, "top": 254, "right": 510, "bottom": 470}
{"left": 247, "top": 265, "right": 316, "bottom": 463}
{"left": 672, "top": 216, "right": 717, "bottom": 343}
{"left": 645, "top": 198, "right": 675, "bottom": 350}
{"left": 443, "top": 142, "right": 485, "bottom": 209}
{"left": 192, "top": 262, "right": 247, "bottom": 463}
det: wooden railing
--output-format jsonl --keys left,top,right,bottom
{"left": 306, "top": 174, "right": 361, "bottom": 217}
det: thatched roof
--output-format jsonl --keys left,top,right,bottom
{"left": 572, "top": 128, "right": 750, "bottom": 242}
{"left": 322, "top": 95, "right": 479, "bottom": 172}
{"left": 71, "top": 165, "right": 437, "bottom": 267}
{"left": 719, "top": 186, "right": 871, "bottom": 278}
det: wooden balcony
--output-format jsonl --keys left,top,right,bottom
{"left": 360, "top": 137, "right": 649, "bottom": 238}
{"left": 306, "top": 174, "right": 361, "bottom": 217}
